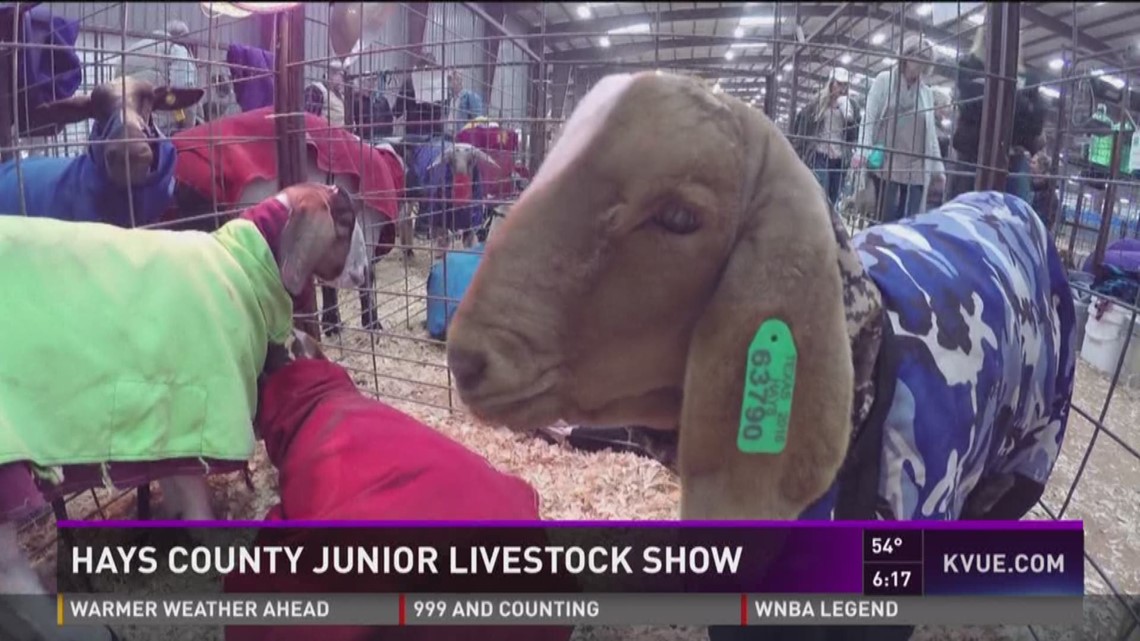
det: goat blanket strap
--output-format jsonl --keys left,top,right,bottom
{"left": 0, "top": 217, "right": 293, "bottom": 468}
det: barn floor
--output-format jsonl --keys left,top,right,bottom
{"left": 18, "top": 240, "right": 1140, "bottom": 641}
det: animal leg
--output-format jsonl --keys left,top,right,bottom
{"left": 158, "top": 476, "right": 214, "bottom": 521}
{"left": 320, "top": 286, "right": 344, "bottom": 338}
{"left": 432, "top": 226, "right": 450, "bottom": 261}
{"left": 398, "top": 203, "right": 415, "bottom": 262}
{"left": 358, "top": 273, "right": 382, "bottom": 331}
{"left": 0, "top": 522, "right": 115, "bottom": 640}
{"left": 462, "top": 229, "right": 475, "bottom": 248}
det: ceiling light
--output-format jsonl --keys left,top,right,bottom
{"left": 783, "top": 63, "right": 793, "bottom": 72}
{"left": 933, "top": 44, "right": 958, "bottom": 58}
{"left": 941, "top": 118, "right": 952, "bottom": 128}
{"left": 739, "top": 15, "right": 777, "bottom": 27}
{"left": 967, "top": 12, "right": 985, "bottom": 25}
{"left": 734, "top": 26, "right": 745, "bottom": 38}
{"left": 725, "top": 50, "right": 735, "bottom": 61}
{"left": 882, "top": 57, "right": 897, "bottom": 67}
{"left": 871, "top": 32, "right": 887, "bottom": 46}
{"left": 840, "top": 53, "right": 852, "bottom": 64}
{"left": 203, "top": 1, "right": 302, "bottom": 17}
{"left": 1041, "top": 86, "right": 1060, "bottom": 99}
{"left": 576, "top": 4, "right": 591, "bottom": 19}
{"left": 1122, "top": 198, "right": 1130, "bottom": 204}
{"left": 1049, "top": 58, "right": 1064, "bottom": 71}
{"left": 730, "top": 42, "right": 765, "bottom": 50}
{"left": 777, "top": 74, "right": 783, "bottom": 81}
{"left": 607, "top": 22, "right": 650, "bottom": 35}
{"left": 598, "top": 35, "right": 611, "bottom": 47}
{"left": 915, "top": 3, "right": 933, "bottom": 16}
{"left": 1100, "top": 74, "right": 1125, "bottom": 89}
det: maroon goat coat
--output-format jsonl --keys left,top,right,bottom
{"left": 224, "top": 358, "right": 572, "bottom": 641}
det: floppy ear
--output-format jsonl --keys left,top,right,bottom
{"left": 290, "top": 328, "right": 328, "bottom": 361}
{"left": 472, "top": 148, "right": 500, "bottom": 170}
{"left": 30, "top": 94, "right": 96, "bottom": 127}
{"left": 153, "top": 86, "right": 206, "bottom": 111}
{"left": 676, "top": 101, "right": 854, "bottom": 521}
{"left": 278, "top": 192, "right": 337, "bottom": 298}
{"left": 426, "top": 146, "right": 455, "bottom": 173}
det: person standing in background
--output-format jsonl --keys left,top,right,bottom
{"left": 791, "top": 67, "right": 860, "bottom": 207}
{"left": 202, "top": 72, "right": 237, "bottom": 122}
{"left": 354, "top": 72, "right": 394, "bottom": 140}
{"left": 447, "top": 69, "right": 485, "bottom": 132}
{"left": 947, "top": 25, "right": 1045, "bottom": 202}
{"left": 927, "top": 89, "right": 954, "bottom": 208}
{"left": 305, "top": 67, "right": 347, "bottom": 128}
{"left": 852, "top": 36, "right": 945, "bottom": 223}
{"left": 116, "top": 20, "right": 200, "bottom": 133}
{"left": 1030, "top": 150, "right": 1060, "bottom": 232}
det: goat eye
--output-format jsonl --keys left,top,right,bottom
{"left": 654, "top": 207, "right": 699, "bottom": 234}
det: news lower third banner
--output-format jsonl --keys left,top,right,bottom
{"left": 50, "top": 521, "right": 1085, "bottom": 627}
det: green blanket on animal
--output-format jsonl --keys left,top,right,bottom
{"left": 0, "top": 217, "right": 293, "bottom": 468}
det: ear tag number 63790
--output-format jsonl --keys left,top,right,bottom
{"left": 737, "top": 319, "right": 797, "bottom": 455}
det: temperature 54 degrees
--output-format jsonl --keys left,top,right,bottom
{"left": 863, "top": 530, "right": 922, "bottom": 562}
{"left": 871, "top": 537, "right": 903, "bottom": 556}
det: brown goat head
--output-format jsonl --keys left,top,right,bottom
{"left": 32, "top": 76, "right": 204, "bottom": 188}
{"left": 276, "top": 183, "right": 370, "bottom": 298}
{"left": 445, "top": 72, "right": 853, "bottom": 521}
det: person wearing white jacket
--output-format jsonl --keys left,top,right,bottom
{"left": 852, "top": 37, "right": 945, "bottom": 223}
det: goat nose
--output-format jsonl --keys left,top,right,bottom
{"left": 448, "top": 346, "right": 488, "bottom": 392}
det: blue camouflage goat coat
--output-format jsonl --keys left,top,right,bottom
{"left": 803, "top": 191, "right": 1077, "bottom": 521}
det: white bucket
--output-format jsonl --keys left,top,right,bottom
{"left": 1080, "top": 297, "right": 1140, "bottom": 387}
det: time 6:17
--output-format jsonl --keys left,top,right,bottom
{"left": 871, "top": 569, "right": 912, "bottom": 589}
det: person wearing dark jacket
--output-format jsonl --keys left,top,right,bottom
{"left": 1030, "top": 150, "right": 1060, "bottom": 232}
{"left": 791, "top": 67, "right": 861, "bottom": 207}
{"left": 948, "top": 28, "right": 1046, "bottom": 202}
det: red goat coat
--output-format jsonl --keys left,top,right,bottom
{"left": 168, "top": 108, "right": 405, "bottom": 255}
{"left": 224, "top": 359, "right": 573, "bottom": 641}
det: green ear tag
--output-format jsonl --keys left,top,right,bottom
{"left": 738, "top": 319, "right": 797, "bottom": 454}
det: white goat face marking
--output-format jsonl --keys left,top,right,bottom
{"left": 324, "top": 218, "right": 369, "bottom": 290}
{"left": 532, "top": 73, "right": 636, "bottom": 190}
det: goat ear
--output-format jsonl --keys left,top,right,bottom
{"left": 153, "top": 87, "right": 206, "bottom": 111}
{"left": 290, "top": 328, "right": 328, "bottom": 361}
{"left": 676, "top": 103, "right": 854, "bottom": 521}
{"left": 277, "top": 195, "right": 337, "bottom": 298}
{"left": 32, "top": 94, "right": 96, "bottom": 127}
{"left": 473, "top": 148, "right": 500, "bottom": 169}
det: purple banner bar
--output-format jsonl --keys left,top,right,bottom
{"left": 57, "top": 522, "right": 1083, "bottom": 597}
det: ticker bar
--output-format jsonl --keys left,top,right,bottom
{"left": 55, "top": 593, "right": 1083, "bottom": 627}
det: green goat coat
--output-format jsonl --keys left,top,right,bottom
{"left": 0, "top": 217, "right": 293, "bottom": 468}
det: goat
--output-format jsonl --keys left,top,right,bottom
{"left": 223, "top": 329, "right": 570, "bottom": 641}
{"left": 165, "top": 107, "right": 410, "bottom": 336}
{"left": 0, "top": 76, "right": 204, "bottom": 227}
{"left": 446, "top": 71, "right": 1075, "bottom": 523}
{"left": 0, "top": 183, "right": 369, "bottom": 641}
{"left": 407, "top": 140, "right": 499, "bottom": 259}
{"left": 446, "top": 74, "right": 1077, "bottom": 641}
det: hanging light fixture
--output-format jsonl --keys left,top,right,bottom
{"left": 201, "top": 2, "right": 301, "bottom": 18}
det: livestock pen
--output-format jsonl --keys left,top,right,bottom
{"left": 2, "top": 3, "right": 1140, "bottom": 641}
